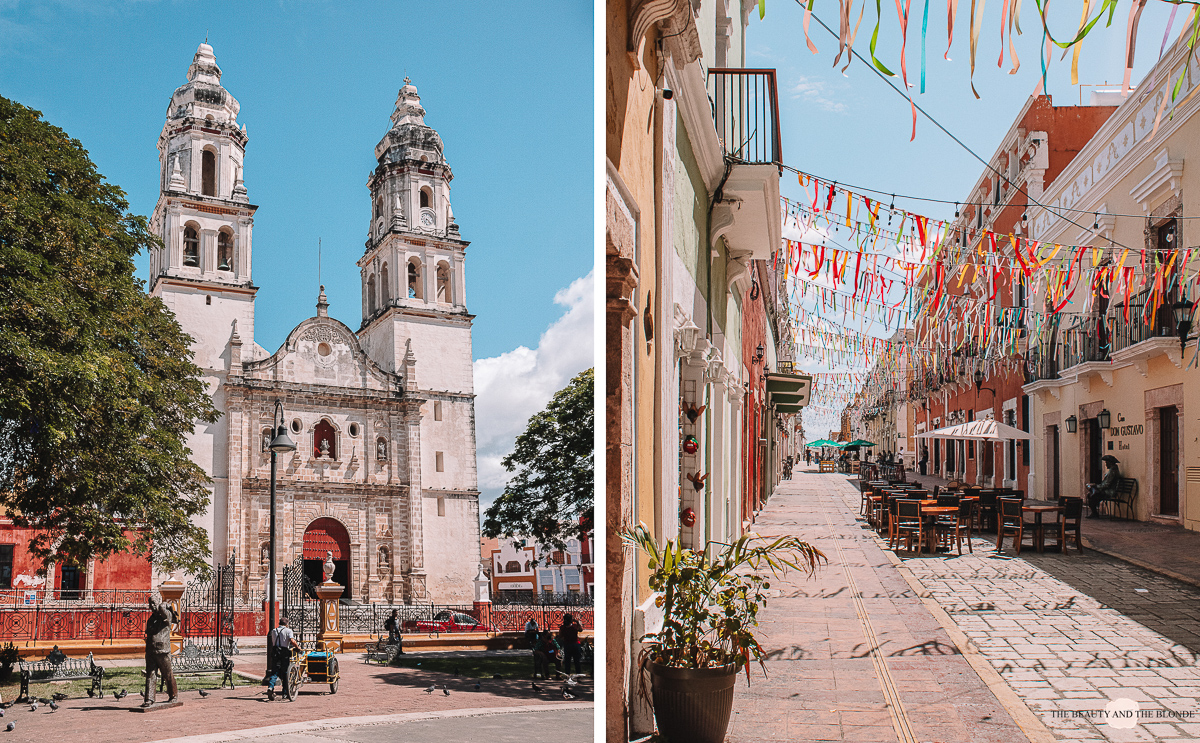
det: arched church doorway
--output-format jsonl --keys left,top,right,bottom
{"left": 302, "top": 517, "right": 350, "bottom": 599}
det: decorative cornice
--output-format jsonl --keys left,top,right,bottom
{"left": 628, "top": 0, "right": 702, "bottom": 68}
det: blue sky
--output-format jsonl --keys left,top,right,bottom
{"left": 748, "top": 0, "right": 1182, "bottom": 437}
{"left": 0, "top": 1, "right": 595, "bottom": 507}
{"left": 0, "top": 1, "right": 592, "bottom": 361}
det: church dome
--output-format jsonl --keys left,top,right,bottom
{"left": 373, "top": 77, "right": 444, "bottom": 166}
{"left": 166, "top": 43, "right": 241, "bottom": 124}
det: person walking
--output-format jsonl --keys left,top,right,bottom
{"left": 267, "top": 614, "right": 301, "bottom": 700}
{"left": 558, "top": 613, "right": 584, "bottom": 675}
{"left": 919, "top": 448, "right": 929, "bottom": 476}
{"left": 384, "top": 609, "right": 404, "bottom": 654}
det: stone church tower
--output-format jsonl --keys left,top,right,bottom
{"left": 148, "top": 45, "right": 480, "bottom": 604}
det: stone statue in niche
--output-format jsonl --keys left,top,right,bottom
{"left": 262, "top": 430, "right": 272, "bottom": 452}
{"left": 377, "top": 439, "right": 387, "bottom": 461}
{"left": 260, "top": 544, "right": 269, "bottom": 568}
{"left": 319, "top": 438, "right": 331, "bottom": 458}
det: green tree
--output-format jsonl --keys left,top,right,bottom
{"left": 0, "top": 95, "right": 219, "bottom": 575}
{"left": 482, "top": 368, "right": 594, "bottom": 552}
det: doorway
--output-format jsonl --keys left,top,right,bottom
{"left": 1050, "top": 425, "right": 1061, "bottom": 500}
{"left": 1086, "top": 418, "right": 1103, "bottom": 486}
{"left": 59, "top": 565, "right": 81, "bottom": 600}
{"left": 302, "top": 517, "right": 351, "bottom": 599}
{"left": 1160, "top": 406, "right": 1180, "bottom": 516}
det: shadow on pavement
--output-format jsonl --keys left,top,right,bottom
{"left": 372, "top": 669, "right": 592, "bottom": 702}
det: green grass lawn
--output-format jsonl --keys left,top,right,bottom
{"left": 0, "top": 665, "right": 235, "bottom": 703}
{"left": 389, "top": 653, "right": 593, "bottom": 680}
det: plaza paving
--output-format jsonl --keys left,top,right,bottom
{"left": 728, "top": 470, "right": 1200, "bottom": 742}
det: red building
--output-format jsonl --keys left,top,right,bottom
{"left": 914, "top": 95, "right": 1117, "bottom": 491}
{"left": 0, "top": 514, "right": 151, "bottom": 600}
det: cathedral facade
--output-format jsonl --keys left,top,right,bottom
{"left": 148, "top": 44, "right": 480, "bottom": 604}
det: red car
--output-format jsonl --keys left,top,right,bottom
{"left": 405, "top": 610, "right": 492, "bottom": 633}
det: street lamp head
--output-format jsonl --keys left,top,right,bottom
{"left": 1065, "top": 415, "right": 1077, "bottom": 433}
{"left": 754, "top": 344, "right": 765, "bottom": 363}
{"left": 1097, "top": 409, "right": 1111, "bottom": 430}
{"left": 1173, "top": 299, "right": 1194, "bottom": 351}
{"left": 269, "top": 427, "right": 297, "bottom": 453}
{"left": 973, "top": 369, "right": 984, "bottom": 390}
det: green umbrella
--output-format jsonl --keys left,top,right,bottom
{"left": 844, "top": 439, "right": 876, "bottom": 448}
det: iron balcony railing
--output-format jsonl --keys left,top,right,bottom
{"left": 707, "top": 68, "right": 782, "bottom": 164}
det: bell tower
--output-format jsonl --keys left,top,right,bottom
{"left": 357, "top": 80, "right": 479, "bottom": 602}
{"left": 149, "top": 42, "right": 258, "bottom": 374}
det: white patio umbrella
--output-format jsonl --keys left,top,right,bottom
{"left": 914, "top": 419, "right": 1032, "bottom": 441}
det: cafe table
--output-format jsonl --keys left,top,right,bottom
{"left": 919, "top": 503, "right": 958, "bottom": 553}
{"left": 1021, "top": 500, "right": 1063, "bottom": 553}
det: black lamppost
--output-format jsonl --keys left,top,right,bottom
{"left": 266, "top": 400, "right": 296, "bottom": 658}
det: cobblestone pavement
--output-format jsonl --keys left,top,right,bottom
{"left": 823, "top": 479, "right": 1200, "bottom": 742}
{"left": 727, "top": 475, "right": 1031, "bottom": 742}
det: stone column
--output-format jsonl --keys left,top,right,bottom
{"left": 314, "top": 580, "right": 344, "bottom": 653}
{"left": 158, "top": 575, "right": 186, "bottom": 655}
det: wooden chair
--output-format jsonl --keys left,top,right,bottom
{"left": 1057, "top": 496, "right": 1085, "bottom": 554}
{"left": 996, "top": 498, "right": 1025, "bottom": 553}
{"left": 893, "top": 499, "right": 928, "bottom": 554}
{"left": 977, "top": 491, "right": 998, "bottom": 531}
{"left": 939, "top": 499, "right": 975, "bottom": 555}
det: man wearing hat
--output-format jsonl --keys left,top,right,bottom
{"left": 1086, "top": 455, "right": 1121, "bottom": 518}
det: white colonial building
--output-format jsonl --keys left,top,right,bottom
{"left": 148, "top": 44, "right": 480, "bottom": 603}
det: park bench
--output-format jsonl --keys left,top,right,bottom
{"left": 18, "top": 646, "right": 104, "bottom": 701}
{"left": 168, "top": 639, "right": 236, "bottom": 689}
{"left": 364, "top": 638, "right": 399, "bottom": 665}
{"left": 1096, "top": 478, "right": 1138, "bottom": 520}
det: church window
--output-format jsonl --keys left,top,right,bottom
{"left": 376, "top": 437, "right": 388, "bottom": 461}
{"left": 291, "top": 418, "right": 303, "bottom": 434}
{"left": 380, "top": 264, "right": 390, "bottom": 306}
{"left": 374, "top": 196, "right": 381, "bottom": 221}
{"left": 435, "top": 451, "right": 444, "bottom": 472}
{"left": 433, "top": 401, "right": 442, "bottom": 421}
{"left": 419, "top": 188, "right": 431, "bottom": 208}
{"left": 217, "top": 229, "right": 232, "bottom": 271}
{"left": 183, "top": 225, "right": 199, "bottom": 267}
{"left": 437, "top": 496, "right": 445, "bottom": 517}
{"left": 367, "top": 274, "right": 377, "bottom": 314}
{"left": 505, "top": 561, "right": 521, "bottom": 573}
{"left": 313, "top": 419, "right": 337, "bottom": 460}
{"left": 205, "top": 295, "right": 211, "bottom": 305}
{"left": 436, "top": 262, "right": 451, "bottom": 303}
{"left": 348, "top": 422, "right": 359, "bottom": 437}
{"left": 407, "top": 260, "right": 423, "bottom": 299}
{"left": 201, "top": 149, "right": 216, "bottom": 196}
{"left": 317, "top": 342, "right": 332, "bottom": 357}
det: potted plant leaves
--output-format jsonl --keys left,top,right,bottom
{"left": 622, "top": 524, "right": 826, "bottom": 743}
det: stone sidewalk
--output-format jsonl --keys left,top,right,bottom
{"left": 727, "top": 474, "right": 1035, "bottom": 742}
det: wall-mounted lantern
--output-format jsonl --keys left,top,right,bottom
{"left": 1097, "top": 409, "right": 1111, "bottom": 430}
{"left": 1065, "top": 415, "right": 1077, "bottom": 433}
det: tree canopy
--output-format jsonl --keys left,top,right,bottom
{"left": 482, "top": 368, "right": 594, "bottom": 553}
{"left": 0, "top": 95, "right": 219, "bottom": 575}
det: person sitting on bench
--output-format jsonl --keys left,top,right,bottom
{"left": 1086, "top": 455, "right": 1121, "bottom": 518}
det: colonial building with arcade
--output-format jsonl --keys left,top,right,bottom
{"left": 146, "top": 43, "right": 481, "bottom": 603}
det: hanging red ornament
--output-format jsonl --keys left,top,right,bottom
{"left": 682, "top": 435, "right": 699, "bottom": 454}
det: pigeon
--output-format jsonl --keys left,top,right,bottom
{"left": 473, "top": 682, "right": 480, "bottom": 690}
{"left": 28, "top": 702, "right": 36, "bottom": 712}
{"left": 198, "top": 689, "right": 209, "bottom": 697}
{"left": 114, "top": 689, "right": 128, "bottom": 700}
{"left": 37, "top": 698, "right": 50, "bottom": 705}
{"left": 48, "top": 701, "right": 58, "bottom": 712}
{"left": 565, "top": 676, "right": 579, "bottom": 687}
{"left": 6, "top": 721, "right": 13, "bottom": 732}
{"left": 51, "top": 693, "right": 67, "bottom": 702}
{"left": 0, "top": 708, "right": 5, "bottom": 717}
{"left": 562, "top": 687, "right": 576, "bottom": 700}
{"left": 531, "top": 682, "right": 541, "bottom": 692}
{"left": 492, "top": 674, "right": 501, "bottom": 679}
{"left": 423, "top": 685, "right": 436, "bottom": 694}
{"left": 442, "top": 685, "right": 449, "bottom": 696}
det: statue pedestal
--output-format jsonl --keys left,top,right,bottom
{"left": 134, "top": 700, "right": 184, "bottom": 712}
{"left": 315, "top": 581, "right": 343, "bottom": 653}
{"left": 158, "top": 577, "right": 186, "bottom": 656}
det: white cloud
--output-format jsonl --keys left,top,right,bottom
{"left": 473, "top": 271, "right": 594, "bottom": 509}
{"left": 790, "top": 76, "right": 847, "bottom": 113}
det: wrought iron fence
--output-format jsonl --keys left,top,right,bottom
{"left": 491, "top": 591, "right": 593, "bottom": 607}
{"left": 707, "top": 68, "right": 782, "bottom": 164}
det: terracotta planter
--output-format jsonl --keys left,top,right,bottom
{"left": 649, "top": 660, "right": 739, "bottom": 743}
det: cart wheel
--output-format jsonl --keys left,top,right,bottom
{"left": 287, "top": 665, "right": 300, "bottom": 701}
{"left": 328, "top": 656, "right": 339, "bottom": 694}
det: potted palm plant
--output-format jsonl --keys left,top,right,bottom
{"left": 622, "top": 524, "right": 826, "bottom": 743}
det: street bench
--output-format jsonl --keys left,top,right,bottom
{"left": 819, "top": 461, "right": 835, "bottom": 473}
{"left": 1096, "top": 478, "right": 1138, "bottom": 520}
{"left": 168, "top": 640, "right": 236, "bottom": 689}
{"left": 18, "top": 646, "right": 103, "bottom": 701}
{"left": 364, "top": 638, "right": 399, "bottom": 665}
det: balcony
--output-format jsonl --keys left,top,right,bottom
{"left": 707, "top": 68, "right": 782, "bottom": 165}
{"left": 706, "top": 68, "right": 783, "bottom": 262}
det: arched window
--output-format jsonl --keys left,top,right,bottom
{"left": 367, "top": 274, "right": 376, "bottom": 315}
{"left": 407, "top": 260, "right": 422, "bottom": 299}
{"left": 419, "top": 188, "right": 431, "bottom": 208}
{"left": 380, "top": 264, "right": 390, "bottom": 306}
{"left": 505, "top": 561, "right": 521, "bottom": 573}
{"left": 217, "top": 230, "right": 232, "bottom": 271}
{"left": 436, "top": 262, "right": 451, "bottom": 303}
{"left": 374, "top": 196, "right": 382, "bottom": 220}
{"left": 313, "top": 419, "right": 337, "bottom": 459}
{"left": 183, "top": 225, "right": 199, "bottom": 267}
{"left": 201, "top": 149, "right": 216, "bottom": 196}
